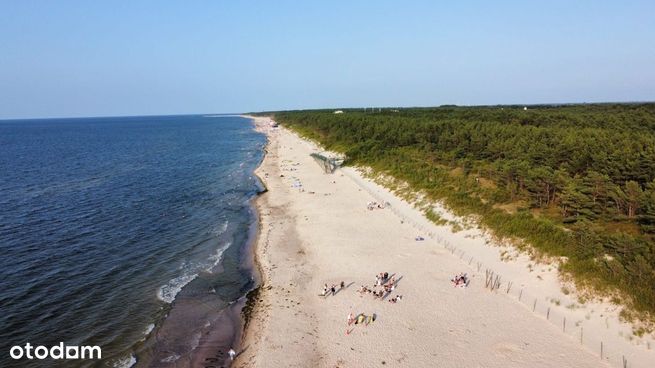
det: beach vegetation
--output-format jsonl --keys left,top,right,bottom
{"left": 269, "top": 104, "right": 655, "bottom": 319}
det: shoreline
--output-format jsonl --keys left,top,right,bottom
{"left": 239, "top": 116, "right": 269, "bottom": 336}
{"left": 131, "top": 116, "right": 266, "bottom": 368}
{"left": 236, "top": 115, "right": 653, "bottom": 367}
{"left": 236, "top": 115, "right": 321, "bottom": 367}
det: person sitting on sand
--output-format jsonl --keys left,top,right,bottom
{"left": 451, "top": 273, "right": 468, "bottom": 286}
{"left": 330, "top": 284, "right": 336, "bottom": 295}
{"left": 340, "top": 281, "right": 345, "bottom": 289}
{"left": 347, "top": 312, "right": 355, "bottom": 326}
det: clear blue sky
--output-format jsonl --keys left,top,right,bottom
{"left": 1, "top": 1, "right": 654, "bottom": 119}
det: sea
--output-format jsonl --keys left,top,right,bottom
{"left": 0, "top": 115, "right": 266, "bottom": 367}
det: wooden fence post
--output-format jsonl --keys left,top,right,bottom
{"left": 580, "top": 327, "right": 583, "bottom": 344}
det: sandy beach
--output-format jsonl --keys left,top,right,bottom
{"left": 235, "top": 116, "right": 654, "bottom": 368}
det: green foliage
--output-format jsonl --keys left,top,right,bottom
{"left": 270, "top": 104, "right": 655, "bottom": 316}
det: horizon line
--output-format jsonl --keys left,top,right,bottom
{"left": 2, "top": 100, "right": 654, "bottom": 121}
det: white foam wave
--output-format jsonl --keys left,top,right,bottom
{"left": 210, "top": 220, "right": 228, "bottom": 236}
{"left": 143, "top": 323, "right": 155, "bottom": 337}
{"left": 190, "top": 332, "right": 202, "bottom": 351}
{"left": 112, "top": 354, "right": 136, "bottom": 368}
{"left": 157, "top": 241, "right": 231, "bottom": 304}
{"left": 161, "top": 354, "right": 181, "bottom": 363}
{"left": 206, "top": 242, "right": 230, "bottom": 271}
{"left": 157, "top": 272, "right": 198, "bottom": 304}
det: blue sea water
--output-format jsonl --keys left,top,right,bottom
{"left": 0, "top": 115, "right": 265, "bottom": 367}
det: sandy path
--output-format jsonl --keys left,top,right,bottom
{"left": 235, "top": 116, "right": 650, "bottom": 367}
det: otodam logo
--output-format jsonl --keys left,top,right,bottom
{"left": 10, "top": 343, "right": 102, "bottom": 360}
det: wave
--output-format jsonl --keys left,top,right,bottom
{"left": 157, "top": 241, "right": 230, "bottom": 304}
{"left": 112, "top": 354, "right": 136, "bottom": 368}
{"left": 207, "top": 242, "right": 230, "bottom": 271}
{"left": 160, "top": 353, "right": 181, "bottom": 363}
{"left": 142, "top": 323, "right": 155, "bottom": 339}
{"left": 157, "top": 271, "right": 198, "bottom": 304}
{"left": 209, "top": 220, "right": 228, "bottom": 236}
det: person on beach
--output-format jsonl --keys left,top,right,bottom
{"left": 389, "top": 295, "right": 403, "bottom": 303}
{"left": 347, "top": 312, "right": 355, "bottom": 326}
{"left": 228, "top": 348, "right": 236, "bottom": 361}
{"left": 331, "top": 284, "right": 336, "bottom": 295}
{"left": 451, "top": 273, "right": 468, "bottom": 287}
{"left": 340, "top": 281, "right": 345, "bottom": 289}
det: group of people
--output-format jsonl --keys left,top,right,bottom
{"left": 357, "top": 272, "right": 401, "bottom": 302}
{"left": 451, "top": 272, "right": 469, "bottom": 287}
{"left": 366, "top": 201, "right": 389, "bottom": 211}
{"left": 388, "top": 295, "right": 403, "bottom": 303}
{"left": 347, "top": 312, "right": 377, "bottom": 326}
{"left": 321, "top": 281, "right": 346, "bottom": 296}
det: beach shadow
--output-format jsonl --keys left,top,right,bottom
{"left": 394, "top": 275, "right": 404, "bottom": 286}
{"left": 334, "top": 281, "right": 355, "bottom": 296}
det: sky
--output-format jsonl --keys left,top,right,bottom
{"left": 1, "top": 1, "right": 654, "bottom": 119}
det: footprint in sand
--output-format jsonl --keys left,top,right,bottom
{"left": 493, "top": 342, "right": 521, "bottom": 358}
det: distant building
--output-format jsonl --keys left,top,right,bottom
{"left": 270, "top": 121, "right": 278, "bottom": 127}
{"left": 523, "top": 106, "right": 528, "bottom": 111}
{"left": 334, "top": 110, "right": 344, "bottom": 114}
